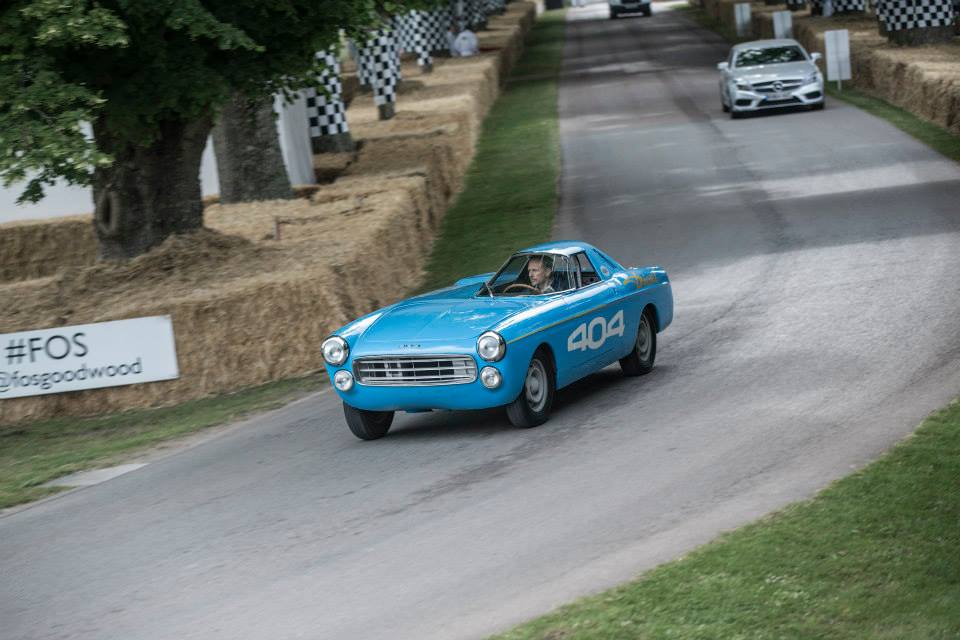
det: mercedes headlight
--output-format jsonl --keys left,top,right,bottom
{"left": 804, "top": 70, "right": 820, "bottom": 85}
{"left": 735, "top": 80, "right": 751, "bottom": 91}
{"left": 321, "top": 336, "right": 349, "bottom": 366}
{"left": 476, "top": 331, "right": 506, "bottom": 362}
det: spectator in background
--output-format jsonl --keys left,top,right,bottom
{"left": 449, "top": 21, "right": 479, "bottom": 57}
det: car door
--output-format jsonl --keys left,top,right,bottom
{"left": 557, "top": 252, "right": 623, "bottom": 384}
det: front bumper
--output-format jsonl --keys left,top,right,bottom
{"left": 730, "top": 82, "right": 824, "bottom": 112}
{"left": 325, "top": 359, "right": 524, "bottom": 412}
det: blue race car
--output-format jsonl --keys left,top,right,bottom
{"left": 321, "top": 241, "right": 673, "bottom": 439}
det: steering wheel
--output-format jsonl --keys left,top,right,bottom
{"left": 503, "top": 283, "right": 540, "bottom": 294}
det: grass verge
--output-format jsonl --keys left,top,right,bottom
{"left": 418, "top": 9, "right": 566, "bottom": 292}
{"left": 0, "top": 11, "right": 568, "bottom": 510}
{"left": 495, "top": 401, "right": 960, "bottom": 639}
{"left": 0, "top": 374, "right": 323, "bottom": 510}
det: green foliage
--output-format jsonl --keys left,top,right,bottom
{"left": 0, "top": 0, "right": 435, "bottom": 204}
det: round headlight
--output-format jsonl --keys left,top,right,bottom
{"left": 480, "top": 366, "right": 502, "bottom": 389}
{"left": 322, "top": 336, "right": 349, "bottom": 366}
{"left": 477, "top": 331, "right": 506, "bottom": 362}
{"left": 334, "top": 370, "right": 354, "bottom": 391}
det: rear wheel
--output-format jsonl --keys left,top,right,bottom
{"left": 619, "top": 308, "right": 657, "bottom": 376}
{"left": 506, "top": 349, "right": 556, "bottom": 428}
{"left": 609, "top": 9, "right": 618, "bottom": 19}
{"left": 343, "top": 402, "right": 394, "bottom": 440}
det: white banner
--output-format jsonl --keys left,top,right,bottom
{"left": 825, "top": 29, "right": 851, "bottom": 82}
{"left": 734, "top": 3, "right": 752, "bottom": 37}
{"left": 0, "top": 316, "right": 179, "bottom": 400}
{"left": 773, "top": 11, "right": 793, "bottom": 38}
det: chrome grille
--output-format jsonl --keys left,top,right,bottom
{"left": 752, "top": 78, "right": 803, "bottom": 93}
{"left": 353, "top": 355, "right": 478, "bottom": 386}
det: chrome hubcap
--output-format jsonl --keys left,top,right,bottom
{"left": 524, "top": 359, "right": 548, "bottom": 413}
{"left": 637, "top": 315, "right": 652, "bottom": 360}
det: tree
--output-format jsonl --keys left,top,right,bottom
{"left": 0, "top": 1, "right": 430, "bottom": 259}
{"left": 212, "top": 91, "right": 292, "bottom": 204}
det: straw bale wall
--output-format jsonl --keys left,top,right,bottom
{"left": 0, "top": 1, "right": 538, "bottom": 424}
{"left": 702, "top": 0, "right": 960, "bottom": 135}
{"left": 0, "top": 217, "right": 95, "bottom": 284}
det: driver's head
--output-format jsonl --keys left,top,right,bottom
{"left": 527, "top": 256, "right": 553, "bottom": 289}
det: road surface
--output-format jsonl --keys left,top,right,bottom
{"left": 4, "top": 3, "right": 960, "bottom": 639}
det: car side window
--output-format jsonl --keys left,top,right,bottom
{"left": 575, "top": 252, "right": 601, "bottom": 287}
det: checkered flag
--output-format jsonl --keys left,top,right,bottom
{"left": 356, "top": 29, "right": 400, "bottom": 118}
{"left": 832, "top": 0, "right": 866, "bottom": 12}
{"left": 876, "top": 0, "right": 955, "bottom": 30}
{"left": 785, "top": 0, "right": 806, "bottom": 9}
{"left": 394, "top": 11, "right": 434, "bottom": 72}
{"left": 419, "top": 6, "right": 454, "bottom": 54}
{"left": 305, "top": 48, "right": 349, "bottom": 139}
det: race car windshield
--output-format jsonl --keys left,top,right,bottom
{"left": 735, "top": 46, "right": 806, "bottom": 67}
{"left": 483, "top": 253, "right": 576, "bottom": 296}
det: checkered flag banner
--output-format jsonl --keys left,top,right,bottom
{"left": 832, "top": 0, "right": 866, "bottom": 11}
{"left": 419, "top": 6, "right": 454, "bottom": 53}
{"left": 394, "top": 11, "right": 433, "bottom": 70}
{"left": 785, "top": 0, "right": 806, "bottom": 9}
{"left": 356, "top": 29, "right": 400, "bottom": 107}
{"left": 875, "top": 0, "right": 955, "bottom": 30}
{"left": 305, "top": 48, "right": 349, "bottom": 138}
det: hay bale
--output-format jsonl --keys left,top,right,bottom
{"left": 0, "top": 216, "right": 96, "bottom": 283}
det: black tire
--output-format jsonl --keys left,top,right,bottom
{"left": 619, "top": 308, "right": 657, "bottom": 376}
{"left": 610, "top": 9, "right": 618, "bottom": 19}
{"left": 730, "top": 109, "right": 743, "bottom": 120}
{"left": 506, "top": 348, "right": 556, "bottom": 428}
{"left": 642, "top": 5, "right": 652, "bottom": 15}
{"left": 722, "top": 99, "right": 730, "bottom": 113}
{"left": 811, "top": 100, "right": 825, "bottom": 111}
{"left": 343, "top": 402, "right": 394, "bottom": 440}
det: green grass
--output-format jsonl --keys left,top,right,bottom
{"left": 827, "top": 85, "right": 960, "bottom": 163}
{"left": 0, "top": 374, "right": 323, "bottom": 509}
{"left": 494, "top": 401, "right": 960, "bottom": 639}
{"left": 418, "top": 9, "right": 566, "bottom": 292}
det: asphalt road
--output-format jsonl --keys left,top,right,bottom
{"left": 4, "top": 4, "right": 960, "bottom": 639}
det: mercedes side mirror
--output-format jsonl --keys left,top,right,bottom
{"left": 717, "top": 61, "right": 729, "bottom": 71}
{"left": 810, "top": 52, "right": 822, "bottom": 62}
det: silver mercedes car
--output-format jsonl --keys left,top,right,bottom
{"left": 718, "top": 39, "right": 825, "bottom": 119}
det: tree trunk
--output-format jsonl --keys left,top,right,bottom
{"left": 92, "top": 115, "right": 212, "bottom": 260}
{"left": 212, "top": 92, "right": 293, "bottom": 204}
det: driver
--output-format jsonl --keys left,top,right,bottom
{"left": 527, "top": 256, "right": 554, "bottom": 294}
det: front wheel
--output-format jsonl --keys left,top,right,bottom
{"left": 811, "top": 101, "right": 825, "bottom": 111}
{"left": 642, "top": 5, "right": 652, "bottom": 15}
{"left": 620, "top": 309, "right": 657, "bottom": 376}
{"left": 343, "top": 402, "right": 394, "bottom": 440}
{"left": 506, "top": 349, "right": 556, "bottom": 428}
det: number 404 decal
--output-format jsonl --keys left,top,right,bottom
{"left": 567, "top": 310, "right": 625, "bottom": 352}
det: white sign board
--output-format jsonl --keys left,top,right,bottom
{"left": 734, "top": 3, "right": 752, "bottom": 37}
{"left": 0, "top": 316, "right": 179, "bottom": 400}
{"left": 824, "top": 29, "right": 851, "bottom": 82}
{"left": 773, "top": 11, "right": 793, "bottom": 38}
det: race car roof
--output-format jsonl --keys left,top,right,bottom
{"left": 518, "top": 240, "right": 597, "bottom": 256}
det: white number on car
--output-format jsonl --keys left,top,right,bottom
{"left": 567, "top": 310, "right": 625, "bottom": 352}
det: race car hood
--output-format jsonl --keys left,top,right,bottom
{"left": 732, "top": 61, "right": 816, "bottom": 83}
{"left": 348, "top": 292, "right": 545, "bottom": 350}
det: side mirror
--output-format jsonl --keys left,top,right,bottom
{"left": 717, "top": 61, "right": 729, "bottom": 71}
{"left": 810, "top": 52, "right": 822, "bottom": 63}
